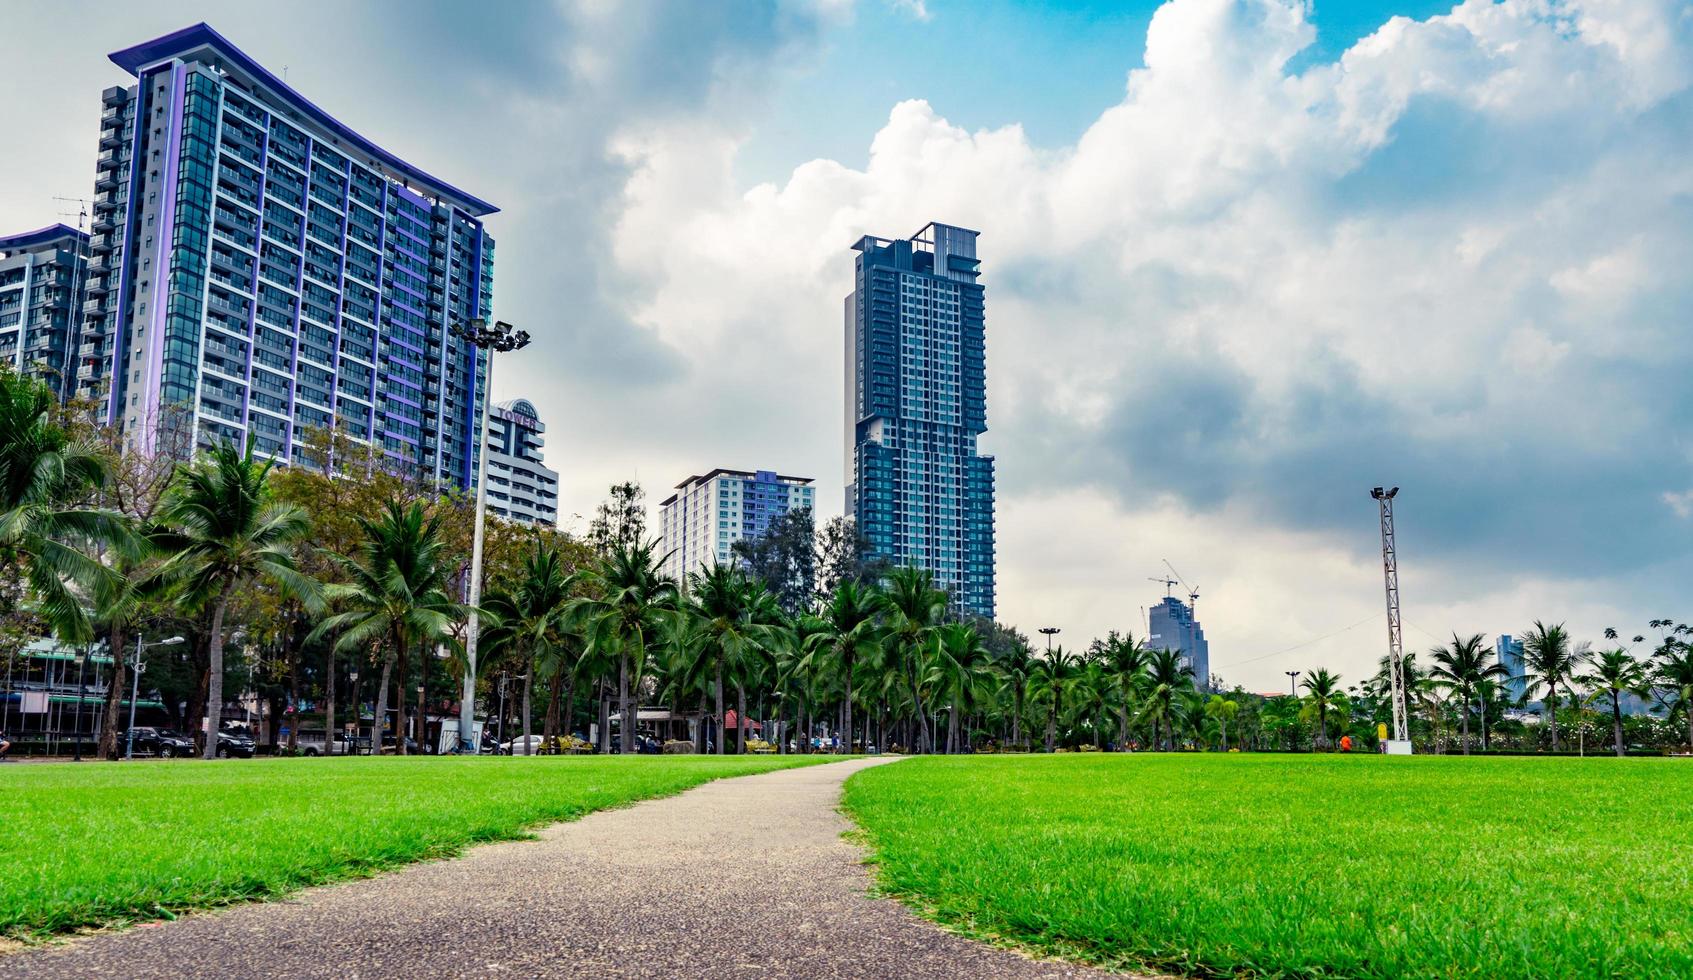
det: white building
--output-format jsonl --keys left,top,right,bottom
{"left": 484, "top": 399, "right": 558, "bottom": 526}
{"left": 659, "top": 468, "right": 814, "bottom": 586}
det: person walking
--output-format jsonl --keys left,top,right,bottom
{"left": 1339, "top": 734, "right": 1353, "bottom": 753}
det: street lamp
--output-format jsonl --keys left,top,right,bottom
{"left": 126, "top": 635, "right": 184, "bottom": 760}
{"left": 1039, "top": 627, "right": 1060, "bottom": 653}
{"left": 347, "top": 670, "right": 360, "bottom": 755}
{"left": 1285, "top": 670, "right": 1302, "bottom": 697}
{"left": 450, "top": 317, "right": 531, "bottom": 755}
{"left": 72, "top": 647, "right": 90, "bottom": 762}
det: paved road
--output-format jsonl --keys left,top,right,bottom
{"left": 3, "top": 757, "right": 1119, "bottom": 979}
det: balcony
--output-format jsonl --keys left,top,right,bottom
{"left": 101, "top": 86, "right": 127, "bottom": 107}
{"left": 94, "top": 173, "right": 119, "bottom": 191}
{"left": 99, "top": 130, "right": 123, "bottom": 150}
{"left": 86, "top": 279, "right": 109, "bottom": 297}
{"left": 82, "top": 298, "right": 105, "bottom": 314}
{"left": 91, "top": 214, "right": 115, "bottom": 233}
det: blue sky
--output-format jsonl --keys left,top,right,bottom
{"left": 2, "top": 1, "right": 1689, "bottom": 688}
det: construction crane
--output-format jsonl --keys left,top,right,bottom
{"left": 1163, "top": 558, "right": 1200, "bottom": 614}
{"left": 1147, "top": 575, "right": 1178, "bottom": 598}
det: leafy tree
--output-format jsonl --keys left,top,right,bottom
{"left": 482, "top": 539, "right": 580, "bottom": 754}
{"left": 587, "top": 481, "right": 645, "bottom": 556}
{"left": 1095, "top": 631, "right": 1150, "bottom": 749}
{"left": 1035, "top": 645, "right": 1080, "bottom": 752}
{"left": 880, "top": 567, "right": 948, "bottom": 754}
{"left": 1521, "top": 621, "right": 1585, "bottom": 751}
{"left": 994, "top": 634, "right": 1037, "bottom": 751}
{"left": 684, "top": 564, "right": 769, "bottom": 754}
{"left": 1298, "top": 667, "right": 1346, "bottom": 749}
{"left": 1138, "top": 648, "right": 1195, "bottom": 750}
{"left": 569, "top": 539, "right": 677, "bottom": 754}
{"left": 1205, "top": 694, "right": 1239, "bottom": 751}
{"left": 931, "top": 622, "right": 992, "bottom": 753}
{"left": 154, "top": 444, "right": 319, "bottom": 758}
{"left": 731, "top": 506, "right": 816, "bottom": 615}
{"left": 805, "top": 579, "right": 881, "bottom": 758}
{"left": 1653, "top": 642, "right": 1693, "bottom": 752}
{"left": 815, "top": 515, "right": 885, "bottom": 596}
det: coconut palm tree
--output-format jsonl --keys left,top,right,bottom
{"left": 1298, "top": 668, "right": 1346, "bottom": 749}
{"left": 879, "top": 567, "right": 947, "bottom": 754}
{"left": 1428, "top": 633, "right": 1505, "bottom": 755}
{"left": 1204, "top": 694, "right": 1239, "bottom": 751}
{"left": 1577, "top": 648, "right": 1648, "bottom": 757}
{"left": 1138, "top": 648, "right": 1195, "bottom": 750}
{"left": 155, "top": 443, "right": 319, "bottom": 758}
{"left": 1521, "top": 621, "right": 1584, "bottom": 751}
{"left": 569, "top": 540, "right": 678, "bottom": 755}
{"left": 1033, "top": 645, "right": 1079, "bottom": 752}
{"left": 681, "top": 564, "right": 767, "bottom": 755}
{"left": 995, "top": 637, "right": 1037, "bottom": 751}
{"left": 805, "top": 580, "right": 881, "bottom": 757}
{"left": 1653, "top": 643, "right": 1693, "bottom": 753}
{"left": 1101, "top": 632, "right": 1150, "bottom": 750}
{"left": 482, "top": 540, "right": 579, "bottom": 755}
{"left": 309, "top": 499, "right": 455, "bottom": 756}
{"left": 930, "top": 622, "right": 992, "bottom": 753}
{"left": 0, "top": 368, "right": 138, "bottom": 645}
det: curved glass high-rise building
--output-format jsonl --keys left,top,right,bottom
{"left": 845, "top": 222, "right": 995, "bottom": 618}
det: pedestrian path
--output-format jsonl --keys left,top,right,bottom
{"left": 1, "top": 757, "right": 1119, "bottom": 979}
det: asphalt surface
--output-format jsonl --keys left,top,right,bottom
{"left": 2, "top": 756, "right": 1121, "bottom": 979}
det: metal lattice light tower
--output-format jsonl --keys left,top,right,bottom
{"left": 1371, "top": 486, "right": 1410, "bottom": 745}
{"left": 451, "top": 318, "right": 531, "bottom": 754}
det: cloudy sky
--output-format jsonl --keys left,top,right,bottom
{"left": 4, "top": 0, "right": 1689, "bottom": 690}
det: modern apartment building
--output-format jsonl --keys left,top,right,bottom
{"left": 844, "top": 222, "right": 995, "bottom": 618}
{"left": 1496, "top": 634, "right": 1527, "bottom": 704}
{"left": 659, "top": 469, "right": 815, "bottom": 585}
{"left": 1, "top": 225, "right": 89, "bottom": 401}
{"left": 1148, "top": 595, "right": 1210, "bottom": 690}
{"left": 76, "top": 23, "right": 496, "bottom": 489}
{"left": 484, "top": 398, "right": 558, "bottom": 526}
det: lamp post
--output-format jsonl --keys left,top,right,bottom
{"left": 72, "top": 647, "right": 89, "bottom": 762}
{"left": 1285, "top": 670, "right": 1301, "bottom": 697}
{"left": 1039, "top": 627, "right": 1060, "bottom": 653}
{"left": 450, "top": 317, "right": 531, "bottom": 754}
{"left": 126, "top": 635, "right": 184, "bottom": 760}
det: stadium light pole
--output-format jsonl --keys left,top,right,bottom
{"left": 1039, "top": 627, "right": 1060, "bottom": 653}
{"left": 450, "top": 317, "right": 531, "bottom": 754}
{"left": 1285, "top": 670, "right": 1301, "bottom": 697}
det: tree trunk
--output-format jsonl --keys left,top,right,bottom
{"left": 911, "top": 667, "right": 930, "bottom": 754}
{"left": 99, "top": 622, "right": 127, "bottom": 760}
{"left": 373, "top": 652, "right": 393, "bottom": 757}
{"left": 1046, "top": 701, "right": 1056, "bottom": 754}
{"left": 543, "top": 667, "right": 562, "bottom": 753}
{"left": 597, "top": 681, "right": 610, "bottom": 753}
{"left": 843, "top": 652, "right": 854, "bottom": 755}
{"left": 201, "top": 592, "right": 233, "bottom": 760}
{"left": 1547, "top": 683, "right": 1560, "bottom": 752}
{"left": 713, "top": 659, "right": 726, "bottom": 755}
{"left": 324, "top": 647, "right": 336, "bottom": 756}
{"left": 1117, "top": 682, "right": 1129, "bottom": 752}
{"left": 521, "top": 659, "right": 534, "bottom": 755}
{"left": 696, "top": 693, "right": 709, "bottom": 753}
{"left": 1612, "top": 695, "right": 1624, "bottom": 758}
{"left": 416, "top": 652, "right": 428, "bottom": 755}
{"left": 287, "top": 641, "right": 301, "bottom": 754}
{"left": 1013, "top": 690, "right": 1023, "bottom": 751}
{"left": 736, "top": 683, "right": 747, "bottom": 755}
{"left": 619, "top": 647, "right": 636, "bottom": 758}
{"left": 1460, "top": 697, "right": 1471, "bottom": 755}
{"left": 394, "top": 647, "right": 410, "bottom": 756}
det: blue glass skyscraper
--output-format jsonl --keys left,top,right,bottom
{"left": 1148, "top": 596, "right": 1209, "bottom": 690}
{"left": 845, "top": 222, "right": 995, "bottom": 617}
{"left": 77, "top": 24, "right": 495, "bottom": 488}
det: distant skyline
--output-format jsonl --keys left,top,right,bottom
{"left": 2, "top": 1, "right": 1688, "bottom": 689}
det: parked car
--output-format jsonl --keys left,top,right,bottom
{"left": 125, "top": 727, "right": 195, "bottom": 758}
{"left": 215, "top": 730, "right": 256, "bottom": 759}
{"left": 500, "top": 734, "right": 549, "bottom": 756}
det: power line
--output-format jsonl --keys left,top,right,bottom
{"left": 1211, "top": 613, "right": 1378, "bottom": 670}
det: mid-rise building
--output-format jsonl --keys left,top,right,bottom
{"left": 660, "top": 468, "right": 815, "bottom": 585}
{"left": 1149, "top": 595, "right": 1209, "bottom": 690}
{"left": 484, "top": 398, "right": 558, "bottom": 526}
{"left": 844, "top": 222, "right": 995, "bottom": 617}
{"left": 1496, "top": 634, "right": 1527, "bottom": 704}
{"left": 1, "top": 225, "right": 89, "bottom": 401}
{"left": 76, "top": 23, "right": 496, "bottom": 489}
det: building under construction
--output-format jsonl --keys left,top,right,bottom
{"left": 1149, "top": 595, "right": 1209, "bottom": 690}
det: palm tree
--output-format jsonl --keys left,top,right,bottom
{"left": 1577, "top": 648, "right": 1647, "bottom": 757}
{"left": 879, "top": 567, "right": 947, "bottom": 754}
{"left": 0, "top": 368, "right": 137, "bottom": 645}
{"left": 1428, "top": 633, "right": 1504, "bottom": 755}
{"left": 1521, "top": 621, "right": 1584, "bottom": 751}
{"left": 309, "top": 499, "right": 455, "bottom": 756}
{"left": 1204, "top": 694, "right": 1239, "bottom": 751}
{"left": 483, "top": 540, "right": 578, "bottom": 755}
{"left": 930, "top": 623, "right": 992, "bottom": 753}
{"left": 682, "top": 565, "right": 769, "bottom": 754}
{"left": 1034, "top": 645, "right": 1079, "bottom": 752}
{"left": 155, "top": 443, "right": 319, "bottom": 759}
{"left": 1101, "top": 632, "right": 1150, "bottom": 750}
{"left": 1299, "top": 668, "right": 1346, "bottom": 749}
{"left": 1138, "top": 649, "right": 1194, "bottom": 750}
{"left": 569, "top": 540, "right": 678, "bottom": 755}
{"left": 1653, "top": 644, "right": 1693, "bottom": 753}
{"left": 996, "top": 638, "right": 1037, "bottom": 751}
{"left": 806, "top": 580, "right": 881, "bottom": 756}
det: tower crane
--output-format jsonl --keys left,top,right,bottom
{"left": 1147, "top": 575, "right": 1178, "bottom": 598}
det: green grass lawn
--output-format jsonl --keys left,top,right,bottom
{"left": 0, "top": 754, "right": 827, "bottom": 940}
{"left": 844, "top": 754, "right": 1693, "bottom": 979}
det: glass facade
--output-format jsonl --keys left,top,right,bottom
{"left": 845, "top": 222, "right": 995, "bottom": 617}
{"left": 1148, "top": 596, "right": 1209, "bottom": 690}
{"left": 77, "top": 24, "right": 497, "bottom": 489}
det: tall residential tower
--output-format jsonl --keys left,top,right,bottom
{"left": 484, "top": 398, "right": 559, "bottom": 527}
{"left": 1, "top": 225, "right": 88, "bottom": 401}
{"left": 660, "top": 468, "right": 815, "bottom": 586}
{"left": 77, "top": 23, "right": 496, "bottom": 487}
{"left": 845, "top": 222, "right": 995, "bottom": 617}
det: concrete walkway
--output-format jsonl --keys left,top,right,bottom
{"left": 2, "top": 757, "right": 1117, "bottom": 979}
